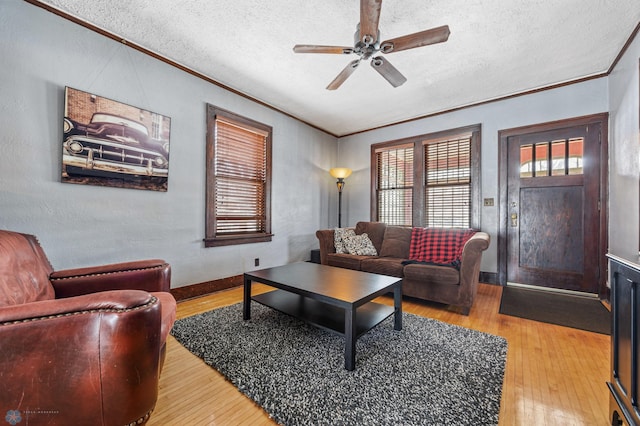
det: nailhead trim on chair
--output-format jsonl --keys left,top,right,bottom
{"left": 31, "top": 235, "right": 55, "bottom": 271}
{"left": 49, "top": 264, "right": 168, "bottom": 281}
{"left": 0, "top": 296, "right": 158, "bottom": 326}
{"left": 125, "top": 407, "right": 153, "bottom": 426}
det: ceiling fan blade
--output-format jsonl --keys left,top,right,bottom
{"left": 360, "top": 0, "right": 382, "bottom": 44}
{"left": 380, "top": 25, "right": 450, "bottom": 53}
{"left": 370, "top": 56, "right": 407, "bottom": 87}
{"left": 293, "top": 45, "right": 354, "bottom": 54}
{"left": 326, "top": 60, "right": 360, "bottom": 90}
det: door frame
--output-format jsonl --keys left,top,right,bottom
{"left": 497, "top": 113, "right": 609, "bottom": 298}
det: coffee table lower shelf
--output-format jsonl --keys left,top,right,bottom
{"left": 252, "top": 289, "right": 395, "bottom": 338}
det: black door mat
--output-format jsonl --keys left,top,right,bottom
{"left": 499, "top": 286, "right": 611, "bottom": 335}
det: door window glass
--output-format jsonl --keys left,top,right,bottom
{"left": 535, "top": 143, "right": 549, "bottom": 176}
{"left": 520, "top": 138, "right": 583, "bottom": 178}
{"left": 568, "top": 138, "right": 584, "bottom": 175}
{"left": 551, "top": 141, "right": 566, "bottom": 176}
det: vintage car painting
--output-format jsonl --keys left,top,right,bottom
{"left": 62, "top": 87, "right": 171, "bottom": 191}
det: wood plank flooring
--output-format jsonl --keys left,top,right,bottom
{"left": 149, "top": 283, "right": 610, "bottom": 425}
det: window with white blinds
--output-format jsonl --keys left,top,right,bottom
{"left": 424, "top": 136, "right": 471, "bottom": 228}
{"left": 205, "top": 105, "right": 272, "bottom": 247}
{"left": 371, "top": 125, "right": 480, "bottom": 229}
{"left": 375, "top": 143, "right": 414, "bottom": 226}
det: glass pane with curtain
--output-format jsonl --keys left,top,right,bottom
{"left": 521, "top": 138, "right": 583, "bottom": 179}
{"left": 520, "top": 144, "right": 533, "bottom": 178}
{"left": 551, "top": 140, "right": 567, "bottom": 176}
{"left": 568, "top": 138, "right": 584, "bottom": 175}
{"left": 535, "top": 142, "right": 549, "bottom": 176}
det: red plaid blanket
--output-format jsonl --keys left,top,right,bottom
{"left": 408, "top": 228, "right": 477, "bottom": 264}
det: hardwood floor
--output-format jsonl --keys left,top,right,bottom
{"left": 149, "top": 283, "right": 610, "bottom": 426}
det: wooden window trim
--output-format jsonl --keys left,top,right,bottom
{"left": 370, "top": 124, "right": 481, "bottom": 229}
{"left": 204, "top": 105, "right": 273, "bottom": 247}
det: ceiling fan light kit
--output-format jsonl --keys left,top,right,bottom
{"left": 293, "top": 0, "right": 450, "bottom": 90}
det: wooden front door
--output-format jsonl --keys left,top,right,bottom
{"left": 500, "top": 115, "right": 606, "bottom": 294}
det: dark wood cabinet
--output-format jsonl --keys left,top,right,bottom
{"left": 608, "top": 254, "right": 640, "bottom": 426}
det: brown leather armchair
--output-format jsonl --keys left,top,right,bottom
{"left": 0, "top": 230, "right": 177, "bottom": 426}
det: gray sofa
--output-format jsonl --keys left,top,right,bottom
{"left": 316, "top": 221, "right": 490, "bottom": 315}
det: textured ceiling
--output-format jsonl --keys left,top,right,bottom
{"left": 35, "top": 0, "right": 640, "bottom": 136}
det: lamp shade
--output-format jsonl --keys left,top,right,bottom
{"left": 329, "top": 168, "right": 352, "bottom": 179}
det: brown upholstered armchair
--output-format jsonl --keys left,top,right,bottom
{"left": 0, "top": 230, "right": 176, "bottom": 426}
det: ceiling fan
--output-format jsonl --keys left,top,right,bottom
{"left": 293, "top": 0, "right": 450, "bottom": 90}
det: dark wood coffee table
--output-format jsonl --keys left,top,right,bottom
{"left": 243, "top": 262, "right": 402, "bottom": 370}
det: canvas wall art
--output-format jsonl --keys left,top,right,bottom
{"left": 62, "top": 87, "right": 171, "bottom": 191}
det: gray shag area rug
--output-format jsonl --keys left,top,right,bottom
{"left": 171, "top": 302, "right": 508, "bottom": 425}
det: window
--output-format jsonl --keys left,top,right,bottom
{"left": 205, "top": 105, "right": 272, "bottom": 247}
{"left": 519, "top": 138, "right": 584, "bottom": 178}
{"left": 424, "top": 135, "right": 471, "bottom": 227}
{"left": 374, "top": 143, "right": 414, "bottom": 226}
{"left": 371, "top": 125, "right": 481, "bottom": 229}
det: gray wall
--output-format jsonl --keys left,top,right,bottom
{"left": 0, "top": 2, "right": 338, "bottom": 288}
{"left": 608, "top": 29, "right": 640, "bottom": 263}
{"left": 338, "top": 79, "right": 609, "bottom": 274}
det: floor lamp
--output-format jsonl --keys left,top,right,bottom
{"left": 329, "top": 167, "right": 352, "bottom": 228}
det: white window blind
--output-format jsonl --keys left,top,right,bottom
{"left": 371, "top": 125, "right": 479, "bottom": 229}
{"left": 214, "top": 117, "right": 268, "bottom": 235}
{"left": 424, "top": 136, "right": 471, "bottom": 228}
{"left": 376, "top": 143, "right": 413, "bottom": 226}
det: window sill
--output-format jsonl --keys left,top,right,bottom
{"left": 204, "top": 233, "right": 273, "bottom": 247}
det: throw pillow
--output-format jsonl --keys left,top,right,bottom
{"left": 408, "top": 228, "right": 476, "bottom": 264}
{"left": 342, "top": 232, "right": 378, "bottom": 256}
{"left": 379, "top": 226, "right": 412, "bottom": 258}
{"left": 334, "top": 228, "right": 355, "bottom": 254}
